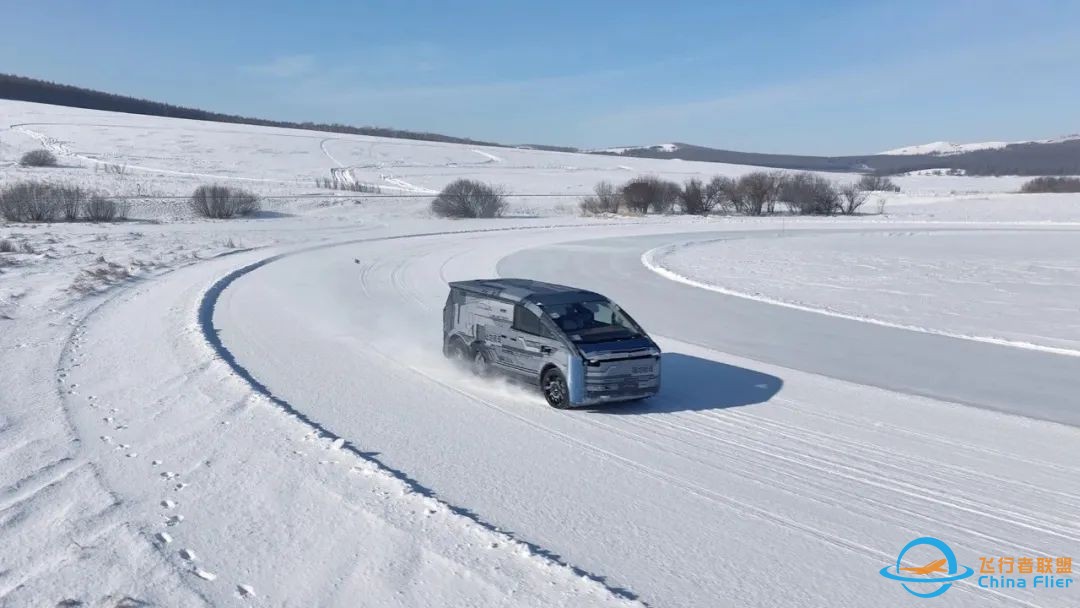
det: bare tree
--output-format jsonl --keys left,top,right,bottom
{"left": 431, "top": 179, "right": 507, "bottom": 218}
{"left": 679, "top": 179, "right": 706, "bottom": 215}
{"left": 620, "top": 176, "right": 679, "bottom": 214}
{"left": 856, "top": 174, "right": 900, "bottom": 192}
{"left": 579, "top": 181, "right": 622, "bottom": 215}
{"left": 736, "top": 172, "right": 782, "bottom": 216}
{"left": 838, "top": 183, "right": 869, "bottom": 215}
{"left": 704, "top": 176, "right": 736, "bottom": 214}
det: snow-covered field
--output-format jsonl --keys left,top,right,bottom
{"left": 2, "top": 100, "right": 1079, "bottom": 607}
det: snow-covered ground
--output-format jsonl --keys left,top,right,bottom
{"left": 2, "top": 99, "right": 1079, "bottom": 607}
{"left": 647, "top": 229, "right": 1080, "bottom": 354}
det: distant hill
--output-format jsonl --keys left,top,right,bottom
{"left": 880, "top": 134, "right": 1080, "bottom": 156}
{"left": 591, "top": 140, "right": 1080, "bottom": 176}
{"left": 0, "top": 73, "right": 576, "bottom": 152}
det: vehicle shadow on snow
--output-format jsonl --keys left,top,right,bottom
{"left": 588, "top": 353, "right": 783, "bottom": 414}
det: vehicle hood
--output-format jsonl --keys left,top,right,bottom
{"left": 575, "top": 337, "right": 659, "bottom": 358}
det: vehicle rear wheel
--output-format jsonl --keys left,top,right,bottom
{"left": 446, "top": 338, "right": 469, "bottom": 362}
{"left": 542, "top": 368, "right": 571, "bottom": 409}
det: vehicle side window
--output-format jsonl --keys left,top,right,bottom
{"left": 513, "top": 305, "right": 546, "bottom": 336}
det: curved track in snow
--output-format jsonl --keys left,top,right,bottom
{"left": 206, "top": 223, "right": 1080, "bottom": 608}
{"left": 501, "top": 227, "right": 1080, "bottom": 425}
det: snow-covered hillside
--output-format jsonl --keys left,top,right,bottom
{"left": 880, "top": 134, "right": 1080, "bottom": 155}
{"left": 592, "top": 143, "right": 680, "bottom": 154}
{"left": 879, "top": 140, "right": 1011, "bottom": 155}
{"left": 2, "top": 100, "right": 1079, "bottom": 607}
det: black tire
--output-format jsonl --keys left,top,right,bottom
{"left": 542, "top": 368, "right": 571, "bottom": 409}
{"left": 446, "top": 338, "right": 469, "bottom": 362}
{"left": 470, "top": 347, "right": 492, "bottom": 377}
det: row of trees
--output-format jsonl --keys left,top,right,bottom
{"left": 1020, "top": 176, "right": 1080, "bottom": 193}
{"left": 581, "top": 173, "right": 899, "bottom": 217}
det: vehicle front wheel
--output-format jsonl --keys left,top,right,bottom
{"left": 470, "top": 348, "right": 492, "bottom": 377}
{"left": 542, "top": 368, "right": 571, "bottom": 409}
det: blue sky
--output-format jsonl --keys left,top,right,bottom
{"left": 3, "top": 0, "right": 1078, "bottom": 153}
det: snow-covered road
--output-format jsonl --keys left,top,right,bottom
{"left": 211, "top": 223, "right": 1080, "bottom": 608}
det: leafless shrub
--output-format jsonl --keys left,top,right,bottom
{"left": 19, "top": 149, "right": 57, "bottom": 167}
{"left": 85, "top": 195, "right": 129, "bottom": 222}
{"left": 100, "top": 162, "right": 129, "bottom": 176}
{"left": 857, "top": 174, "right": 901, "bottom": 192}
{"left": 620, "top": 176, "right": 681, "bottom": 214}
{"left": 189, "top": 185, "right": 261, "bottom": 219}
{"left": 1020, "top": 176, "right": 1080, "bottom": 193}
{"left": 837, "top": 183, "right": 869, "bottom": 215}
{"left": 735, "top": 172, "right": 783, "bottom": 216}
{"left": 314, "top": 176, "right": 381, "bottom": 193}
{"left": 430, "top": 179, "right": 507, "bottom": 218}
{"left": 0, "top": 182, "right": 88, "bottom": 222}
{"left": 0, "top": 239, "right": 15, "bottom": 253}
{"left": 579, "top": 181, "right": 622, "bottom": 215}
{"left": 780, "top": 172, "right": 840, "bottom": 215}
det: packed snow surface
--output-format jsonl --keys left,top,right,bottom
{"left": 2, "top": 99, "right": 1079, "bottom": 607}
{"left": 648, "top": 229, "right": 1080, "bottom": 353}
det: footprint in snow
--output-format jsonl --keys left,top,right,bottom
{"left": 237, "top": 584, "right": 256, "bottom": 598}
{"left": 156, "top": 532, "right": 173, "bottom": 545}
{"left": 165, "top": 515, "right": 184, "bottom": 527}
{"left": 194, "top": 569, "right": 217, "bottom": 582}
{"left": 160, "top": 471, "right": 179, "bottom": 480}
{"left": 161, "top": 499, "right": 177, "bottom": 509}
{"left": 179, "top": 548, "right": 197, "bottom": 561}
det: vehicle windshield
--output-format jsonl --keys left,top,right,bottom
{"left": 543, "top": 299, "right": 643, "bottom": 344}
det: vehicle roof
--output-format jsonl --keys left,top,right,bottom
{"left": 449, "top": 278, "right": 606, "bottom": 306}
